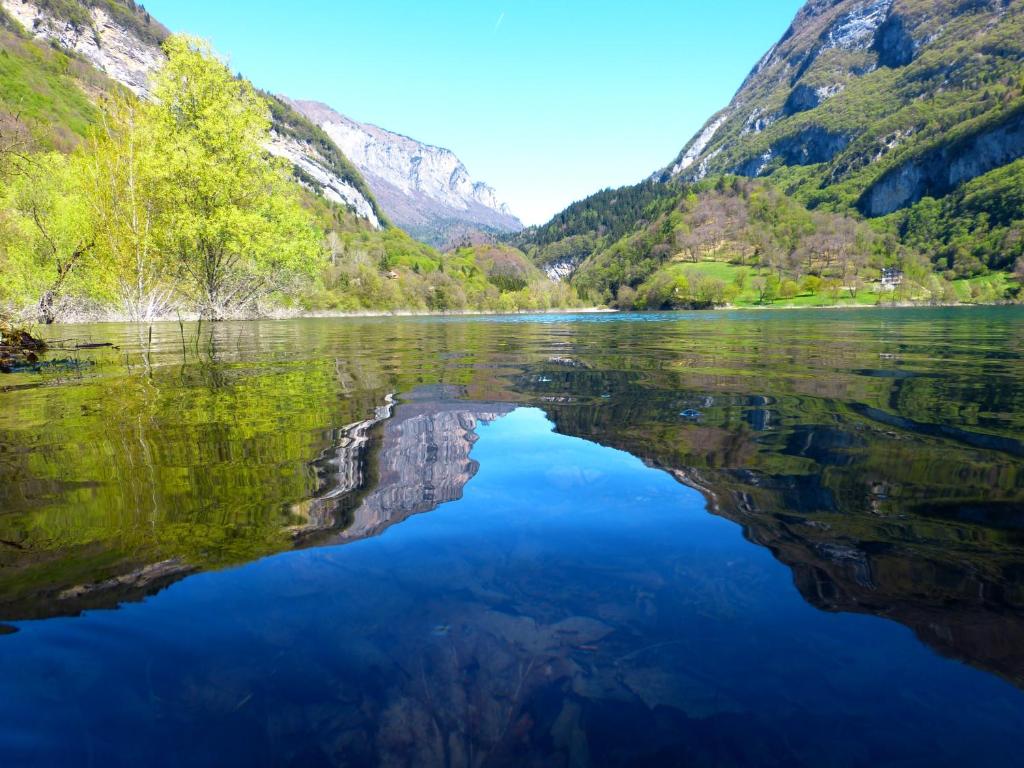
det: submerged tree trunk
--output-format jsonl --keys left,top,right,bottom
{"left": 38, "top": 291, "right": 57, "bottom": 325}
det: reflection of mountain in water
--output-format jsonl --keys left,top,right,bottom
{"left": 684, "top": 465, "right": 1024, "bottom": 689}
{"left": 328, "top": 388, "right": 515, "bottom": 544}
{"left": 532, "top": 382, "right": 1024, "bottom": 691}
{"left": 0, "top": 389, "right": 512, "bottom": 624}
{"left": 288, "top": 394, "right": 396, "bottom": 541}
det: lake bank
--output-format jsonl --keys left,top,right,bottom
{"left": 10, "top": 297, "right": 1024, "bottom": 330}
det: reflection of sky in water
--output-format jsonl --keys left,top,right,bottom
{"left": 2, "top": 408, "right": 1023, "bottom": 766}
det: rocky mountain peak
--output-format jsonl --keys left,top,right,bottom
{"left": 291, "top": 99, "right": 523, "bottom": 248}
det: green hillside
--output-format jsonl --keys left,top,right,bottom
{"left": 0, "top": 25, "right": 109, "bottom": 149}
{"left": 516, "top": 175, "right": 1020, "bottom": 309}
{"left": 0, "top": 8, "right": 570, "bottom": 320}
{"left": 659, "top": 0, "right": 1024, "bottom": 278}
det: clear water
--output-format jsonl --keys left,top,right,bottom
{"left": 1, "top": 308, "right": 1023, "bottom": 766}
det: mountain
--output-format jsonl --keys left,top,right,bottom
{"left": 659, "top": 0, "right": 1024, "bottom": 275}
{"left": 290, "top": 100, "right": 523, "bottom": 248}
{"left": 513, "top": 0, "right": 1024, "bottom": 302}
{"left": 2, "top": 1, "right": 522, "bottom": 248}
{"left": 0, "top": 0, "right": 385, "bottom": 227}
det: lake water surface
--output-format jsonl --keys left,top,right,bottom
{"left": 1, "top": 308, "right": 1023, "bottom": 766}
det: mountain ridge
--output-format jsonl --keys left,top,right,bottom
{"left": 290, "top": 99, "right": 523, "bottom": 248}
{"left": 0, "top": 0, "right": 523, "bottom": 241}
{"left": 655, "top": 0, "right": 1024, "bottom": 279}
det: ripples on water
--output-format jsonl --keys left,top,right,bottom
{"left": 0, "top": 307, "right": 1023, "bottom": 766}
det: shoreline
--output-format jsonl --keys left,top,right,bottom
{"left": 12, "top": 300, "right": 1022, "bottom": 328}
{"left": 25, "top": 306, "right": 619, "bottom": 327}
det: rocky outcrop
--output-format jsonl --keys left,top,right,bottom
{"left": 2, "top": 0, "right": 163, "bottom": 97}
{"left": 544, "top": 258, "right": 577, "bottom": 282}
{"left": 821, "top": 0, "right": 893, "bottom": 50}
{"left": 290, "top": 100, "right": 523, "bottom": 247}
{"left": 733, "top": 125, "right": 850, "bottom": 177}
{"left": 670, "top": 115, "right": 727, "bottom": 175}
{"left": 859, "top": 107, "right": 1024, "bottom": 216}
{"left": 266, "top": 134, "right": 381, "bottom": 227}
{"left": 783, "top": 82, "right": 844, "bottom": 115}
{"left": 873, "top": 12, "right": 916, "bottom": 67}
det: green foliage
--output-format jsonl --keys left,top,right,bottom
{"left": 79, "top": 90, "right": 169, "bottom": 319}
{"left": 0, "top": 29, "right": 107, "bottom": 149}
{"left": 531, "top": 173, "right": 1016, "bottom": 309}
{"left": 566, "top": 177, "right": 892, "bottom": 306}
{"left": 513, "top": 180, "right": 683, "bottom": 272}
{"left": 308, "top": 232, "right": 581, "bottom": 313}
{"left": 148, "top": 36, "right": 321, "bottom": 318}
{"left": 1, "top": 151, "right": 97, "bottom": 321}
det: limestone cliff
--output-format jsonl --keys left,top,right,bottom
{"left": 291, "top": 100, "right": 523, "bottom": 248}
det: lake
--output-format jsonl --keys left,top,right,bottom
{"left": 1, "top": 307, "right": 1023, "bottom": 767}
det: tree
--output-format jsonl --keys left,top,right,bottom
{"left": 845, "top": 274, "right": 865, "bottom": 299}
{"left": 614, "top": 284, "right": 637, "bottom": 310}
{"left": 0, "top": 113, "right": 34, "bottom": 181}
{"left": 150, "top": 36, "right": 321, "bottom": 318}
{"left": 752, "top": 274, "right": 779, "bottom": 304}
{"left": 82, "top": 92, "right": 172, "bottom": 321}
{"left": 824, "top": 277, "right": 843, "bottom": 302}
{"left": 800, "top": 274, "right": 822, "bottom": 296}
{"left": 8, "top": 153, "right": 95, "bottom": 323}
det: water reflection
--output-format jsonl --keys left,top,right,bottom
{"left": 3, "top": 408, "right": 1024, "bottom": 767}
{"left": 0, "top": 309, "right": 1023, "bottom": 764}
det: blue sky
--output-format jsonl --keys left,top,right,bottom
{"left": 143, "top": 0, "right": 804, "bottom": 225}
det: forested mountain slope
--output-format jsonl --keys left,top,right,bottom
{"left": 659, "top": 0, "right": 1024, "bottom": 276}
{"left": 0, "top": 0, "right": 386, "bottom": 226}
{"left": 0, "top": 2, "right": 569, "bottom": 320}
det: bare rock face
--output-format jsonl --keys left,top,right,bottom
{"left": 290, "top": 100, "right": 523, "bottom": 247}
{"left": 873, "top": 12, "right": 916, "bottom": 68}
{"left": 859, "top": 108, "right": 1024, "bottom": 216}
{"left": 265, "top": 134, "right": 381, "bottom": 228}
{"left": 3, "top": 0, "right": 163, "bottom": 97}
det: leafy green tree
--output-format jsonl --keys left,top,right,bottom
{"left": 82, "top": 92, "right": 172, "bottom": 320}
{"left": 6, "top": 152, "right": 95, "bottom": 323}
{"left": 800, "top": 274, "right": 822, "bottom": 296}
{"left": 150, "top": 36, "right": 321, "bottom": 318}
